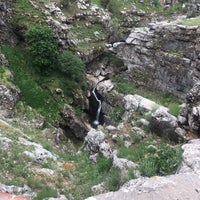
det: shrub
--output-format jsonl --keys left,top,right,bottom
{"left": 25, "top": 26, "right": 58, "bottom": 73}
{"left": 58, "top": 50, "right": 86, "bottom": 87}
{"left": 34, "top": 186, "right": 58, "bottom": 200}
{"left": 100, "top": 0, "right": 110, "bottom": 8}
{"left": 104, "top": 168, "right": 121, "bottom": 191}
{"left": 97, "top": 156, "right": 112, "bottom": 173}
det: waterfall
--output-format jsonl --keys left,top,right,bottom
{"left": 92, "top": 87, "right": 102, "bottom": 126}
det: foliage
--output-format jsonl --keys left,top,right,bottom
{"left": 12, "top": 0, "right": 45, "bottom": 29}
{"left": 34, "top": 187, "right": 58, "bottom": 200}
{"left": 110, "top": 106, "right": 124, "bottom": 123}
{"left": 118, "top": 135, "right": 182, "bottom": 177}
{"left": 178, "top": 16, "right": 200, "bottom": 26}
{"left": 113, "top": 76, "right": 181, "bottom": 107}
{"left": 168, "top": 103, "right": 181, "bottom": 116}
{"left": 25, "top": 26, "right": 58, "bottom": 73}
{"left": 2, "top": 46, "right": 63, "bottom": 122}
{"left": 97, "top": 156, "right": 112, "bottom": 173}
{"left": 0, "top": 65, "right": 12, "bottom": 85}
{"left": 58, "top": 50, "right": 86, "bottom": 87}
{"left": 104, "top": 168, "right": 122, "bottom": 191}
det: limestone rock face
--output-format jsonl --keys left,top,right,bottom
{"left": 178, "top": 139, "right": 200, "bottom": 175}
{"left": 86, "top": 173, "right": 200, "bottom": 200}
{"left": 123, "top": 94, "right": 167, "bottom": 113}
{"left": 111, "top": 23, "right": 200, "bottom": 99}
{"left": 0, "top": 0, "right": 19, "bottom": 45}
{"left": 60, "top": 104, "right": 88, "bottom": 139}
{"left": 0, "top": 84, "right": 20, "bottom": 118}
{"left": 178, "top": 81, "right": 200, "bottom": 135}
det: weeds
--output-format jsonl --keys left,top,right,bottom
{"left": 118, "top": 135, "right": 182, "bottom": 177}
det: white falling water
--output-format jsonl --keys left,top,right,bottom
{"left": 92, "top": 88, "right": 102, "bottom": 126}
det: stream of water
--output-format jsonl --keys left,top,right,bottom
{"left": 92, "top": 87, "right": 102, "bottom": 126}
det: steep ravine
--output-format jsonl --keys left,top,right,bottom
{"left": 0, "top": 0, "right": 200, "bottom": 200}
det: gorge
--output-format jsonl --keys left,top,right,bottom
{"left": 0, "top": 0, "right": 200, "bottom": 200}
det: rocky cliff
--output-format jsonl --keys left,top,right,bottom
{"left": 0, "top": 0, "right": 19, "bottom": 45}
{"left": 111, "top": 19, "right": 200, "bottom": 99}
{"left": 0, "top": 0, "right": 200, "bottom": 200}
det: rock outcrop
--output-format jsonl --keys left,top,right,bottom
{"left": 0, "top": 84, "right": 20, "bottom": 118}
{"left": 150, "top": 107, "right": 179, "bottom": 141}
{"left": 111, "top": 21, "right": 200, "bottom": 99}
{"left": 0, "top": 0, "right": 19, "bottom": 45}
{"left": 60, "top": 104, "right": 89, "bottom": 139}
{"left": 178, "top": 81, "right": 200, "bottom": 135}
{"left": 177, "top": 139, "right": 200, "bottom": 175}
{"left": 85, "top": 173, "right": 200, "bottom": 200}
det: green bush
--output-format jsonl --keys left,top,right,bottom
{"left": 58, "top": 50, "right": 86, "bottom": 87}
{"left": 25, "top": 26, "right": 58, "bottom": 73}
{"left": 97, "top": 156, "right": 112, "bottom": 173}
{"left": 34, "top": 186, "right": 58, "bottom": 200}
{"left": 104, "top": 168, "right": 121, "bottom": 191}
{"left": 100, "top": 0, "right": 110, "bottom": 8}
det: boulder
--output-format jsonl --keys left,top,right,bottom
{"left": 150, "top": 107, "right": 179, "bottom": 141}
{"left": 123, "top": 94, "right": 167, "bottom": 114}
{"left": 177, "top": 139, "right": 200, "bottom": 176}
{"left": 84, "top": 129, "right": 113, "bottom": 158}
{"left": 0, "top": 183, "right": 34, "bottom": 198}
{"left": 178, "top": 81, "right": 200, "bottom": 135}
{"left": 85, "top": 173, "right": 200, "bottom": 200}
{"left": 19, "top": 137, "right": 57, "bottom": 162}
{"left": 112, "top": 151, "right": 137, "bottom": 176}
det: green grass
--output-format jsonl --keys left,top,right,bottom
{"left": 118, "top": 135, "right": 182, "bottom": 177}
{"left": 12, "top": 0, "right": 46, "bottom": 29}
{"left": 0, "top": 65, "right": 12, "bottom": 85}
{"left": 168, "top": 103, "right": 182, "bottom": 116}
{"left": 178, "top": 16, "right": 200, "bottom": 26}
{"left": 1, "top": 45, "right": 85, "bottom": 123}
{"left": 113, "top": 76, "right": 181, "bottom": 107}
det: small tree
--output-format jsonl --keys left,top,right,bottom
{"left": 25, "top": 26, "right": 58, "bottom": 73}
{"left": 58, "top": 50, "right": 86, "bottom": 86}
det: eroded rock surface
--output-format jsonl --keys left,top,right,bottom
{"left": 111, "top": 22, "right": 200, "bottom": 99}
{"left": 178, "top": 81, "right": 200, "bottom": 135}
{"left": 0, "top": 84, "right": 20, "bottom": 118}
{"left": 86, "top": 173, "right": 200, "bottom": 200}
{"left": 60, "top": 104, "right": 88, "bottom": 139}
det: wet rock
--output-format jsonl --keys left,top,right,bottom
{"left": 0, "top": 0, "right": 19, "bottom": 45}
